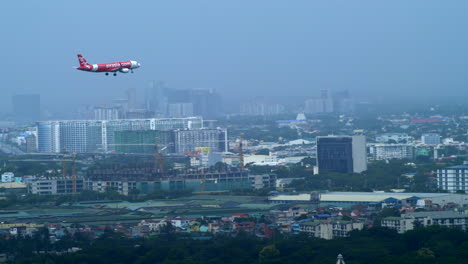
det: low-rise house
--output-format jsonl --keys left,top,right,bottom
{"left": 298, "top": 219, "right": 364, "bottom": 240}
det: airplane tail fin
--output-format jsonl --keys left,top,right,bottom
{"left": 77, "top": 54, "right": 89, "bottom": 66}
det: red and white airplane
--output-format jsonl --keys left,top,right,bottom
{"left": 76, "top": 54, "right": 141, "bottom": 76}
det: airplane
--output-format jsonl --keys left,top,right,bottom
{"left": 76, "top": 54, "right": 141, "bottom": 76}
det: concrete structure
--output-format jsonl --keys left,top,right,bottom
{"left": 244, "top": 154, "right": 278, "bottom": 166}
{"left": 269, "top": 191, "right": 468, "bottom": 207}
{"left": 316, "top": 135, "right": 367, "bottom": 174}
{"left": 382, "top": 211, "right": 468, "bottom": 233}
{"left": 438, "top": 163, "right": 468, "bottom": 192}
{"left": 87, "top": 180, "right": 137, "bottom": 196}
{"left": 1, "top": 172, "right": 14, "bottom": 183}
{"left": 368, "top": 144, "right": 414, "bottom": 160}
{"left": 421, "top": 133, "right": 441, "bottom": 145}
{"left": 249, "top": 174, "right": 276, "bottom": 189}
{"left": 298, "top": 220, "right": 364, "bottom": 239}
{"left": 114, "top": 130, "right": 174, "bottom": 154}
{"left": 28, "top": 177, "right": 85, "bottom": 195}
{"left": 174, "top": 128, "right": 227, "bottom": 154}
{"left": 375, "top": 133, "right": 412, "bottom": 143}
{"left": 37, "top": 117, "right": 203, "bottom": 153}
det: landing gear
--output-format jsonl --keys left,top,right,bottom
{"left": 113, "top": 73, "right": 117, "bottom": 76}
{"left": 131, "top": 69, "right": 134, "bottom": 73}
{"left": 105, "top": 73, "right": 109, "bottom": 76}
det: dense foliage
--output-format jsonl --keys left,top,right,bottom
{"left": 288, "top": 159, "right": 447, "bottom": 192}
{"left": 4, "top": 226, "right": 468, "bottom": 264}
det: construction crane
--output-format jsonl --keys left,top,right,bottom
{"left": 62, "top": 153, "right": 67, "bottom": 178}
{"left": 154, "top": 143, "right": 165, "bottom": 174}
{"left": 239, "top": 133, "right": 244, "bottom": 171}
{"left": 72, "top": 153, "right": 77, "bottom": 195}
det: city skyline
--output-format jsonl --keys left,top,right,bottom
{"left": 2, "top": 1, "right": 468, "bottom": 114}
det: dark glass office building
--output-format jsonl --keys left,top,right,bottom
{"left": 316, "top": 136, "right": 367, "bottom": 174}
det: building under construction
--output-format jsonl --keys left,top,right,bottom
{"left": 28, "top": 176, "right": 85, "bottom": 195}
{"left": 86, "top": 169, "right": 250, "bottom": 195}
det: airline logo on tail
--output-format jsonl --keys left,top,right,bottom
{"left": 76, "top": 54, "right": 141, "bottom": 76}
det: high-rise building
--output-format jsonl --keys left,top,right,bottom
{"left": 37, "top": 117, "right": 203, "bottom": 153}
{"left": 126, "top": 88, "right": 137, "bottom": 110}
{"left": 421, "top": 133, "right": 441, "bottom": 145}
{"left": 114, "top": 130, "right": 174, "bottom": 154}
{"left": 168, "top": 103, "right": 194, "bottom": 117}
{"left": 37, "top": 121, "right": 61, "bottom": 153}
{"left": 240, "top": 102, "right": 285, "bottom": 116}
{"left": 94, "top": 107, "right": 121, "bottom": 120}
{"left": 12, "top": 94, "right": 40, "bottom": 124}
{"left": 304, "top": 90, "right": 333, "bottom": 114}
{"left": 174, "top": 128, "right": 228, "bottom": 154}
{"left": 304, "top": 89, "right": 355, "bottom": 114}
{"left": 438, "top": 163, "right": 468, "bottom": 192}
{"left": 189, "top": 89, "right": 222, "bottom": 118}
{"left": 316, "top": 135, "right": 367, "bottom": 174}
{"left": 333, "top": 90, "right": 355, "bottom": 113}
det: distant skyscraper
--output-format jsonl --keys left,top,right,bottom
{"left": 333, "top": 90, "right": 355, "bottom": 113}
{"left": 12, "top": 94, "right": 40, "bottom": 124}
{"left": 93, "top": 107, "right": 121, "bottom": 120}
{"left": 168, "top": 103, "right": 194, "bottom": 117}
{"left": 304, "top": 89, "right": 333, "bottom": 114}
{"left": 316, "top": 135, "right": 367, "bottom": 174}
{"left": 147, "top": 81, "right": 168, "bottom": 116}
{"left": 189, "top": 89, "right": 222, "bottom": 118}
{"left": 126, "top": 88, "right": 137, "bottom": 110}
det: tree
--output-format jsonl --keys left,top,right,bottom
{"left": 259, "top": 244, "right": 281, "bottom": 264}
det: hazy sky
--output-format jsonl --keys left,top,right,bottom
{"left": 2, "top": 1, "right": 468, "bottom": 113}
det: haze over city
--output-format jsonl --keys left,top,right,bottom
{"left": 2, "top": 0, "right": 468, "bottom": 113}
{"left": 3, "top": 1, "right": 468, "bottom": 263}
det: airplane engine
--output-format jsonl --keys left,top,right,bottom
{"left": 119, "top": 68, "right": 130, "bottom": 73}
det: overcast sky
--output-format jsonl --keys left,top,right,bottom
{"left": 2, "top": 1, "right": 468, "bottom": 112}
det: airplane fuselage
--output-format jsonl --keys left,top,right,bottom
{"left": 77, "top": 61, "right": 140, "bottom": 73}
{"left": 76, "top": 54, "right": 140, "bottom": 75}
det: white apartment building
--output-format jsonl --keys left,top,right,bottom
{"left": 382, "top": 211, "right": 468, "bottom": 233}
{"left": 375, "top": 133, "right": 412, "bottom": 143}
{"left": 438, "top": 163, "right": 468, "bottom": 192}
{"left": 1, "top": 172, "right": 14, "bottom": 183}
{"left": 299, "top": 220, "right": 364, "bottom": 239}
{"left": 37, "top": 117, "right": 203, "bottom": 153}
{"left": 368, "top": 144, "right": 414, "bottom": 160}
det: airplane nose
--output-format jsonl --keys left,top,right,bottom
{"left": 137, "top": 62, "right": 141, "bottom": 68}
